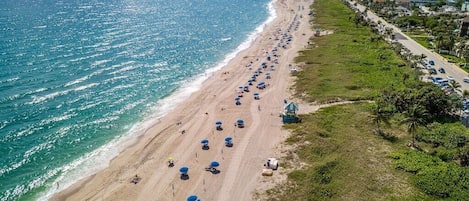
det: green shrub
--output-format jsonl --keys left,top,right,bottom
{"left": 390, "top": 150, "right": 442, "bottom": 173}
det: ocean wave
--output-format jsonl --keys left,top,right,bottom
{"left": 38, "top": 113, "right": 76, "bottom": 127}
{"left": 103, "top": 75, "right": 129, "bottom": 83}
{"left": 0, "top": 76, "right": 20, "bottom": 84}
{"left": 73, "top": 83, "right": 99, "bottom": 92}
{"left": 108, "top": 63, "right": 141, "bottom": 75}
{"left": 28, "top": 89, "right": 71, "bottom": 104}
{"left": 111, "top": 99, "right": 145, "bottom": 116}
{"left": 77, "top": 101, "right": 104, "bottom": 111}
{"left": 90, "top": 59, "right": 111, "bottom": 67}
{"left": 68, "top": 53, "right": 103, "bottom": 63}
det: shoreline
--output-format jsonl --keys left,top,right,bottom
{"left": 39, "top": 1, "right": 277, "bottom": 199}
{"left": 50, "top": 0, "right": 314, "bottom": 200}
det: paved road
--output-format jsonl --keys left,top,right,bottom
{"left": 350, "top": 0, "right": 469, "bottom": 91}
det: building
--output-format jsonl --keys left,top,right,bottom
{"left": 410, "top": 0, "right": 440, "bottom": 5}
{"left": 463, "top": 2, "right": 469, "bottom": 11}
{"left": 459, "top": 16, "right": 469, "bottom": 37}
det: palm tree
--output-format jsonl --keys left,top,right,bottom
{"left": 434, "top": 34, "right": 444, "bottom": 50}
{"left": 448, "top": 80, "right": 462, "bottom": 94}
{"left": 401, "top": 104, "right": 429, "bottom": 148}
{"left": 371, "top": 102, "right": 388, "bottom": 134}
{"left": 463, "top": 89, "right": 469, "bottom": 100}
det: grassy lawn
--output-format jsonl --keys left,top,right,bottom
{"left": 410, "top": 36, "right": 432, "bottom": 50}
{"left": 259, "top": 0, "right": 460, "bottom": 200}
{"left": 263, "top": 103, "right": 434, "bottom": 201}
{"left": 292, "top": 0, "right": 415, "bottom": 103}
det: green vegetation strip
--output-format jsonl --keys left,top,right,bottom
{"left": 293, "top": 0, "right": 413, "bottom": 103}
{"left": 261, "top": 0, "right": 469, "bottom": 200}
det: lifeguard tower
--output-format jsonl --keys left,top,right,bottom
{"left": 314, "top": 28, "right": 321, "bottom": 37}
{"left": 282, "top": 102, "right": 300, "bottom": 123}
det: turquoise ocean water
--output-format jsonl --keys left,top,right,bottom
{"left": 0, "top": 0, "right": 274, "bottom": 200}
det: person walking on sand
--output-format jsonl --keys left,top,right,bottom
{"left": 258, "top": 105, "right": 261, "bottom": 111}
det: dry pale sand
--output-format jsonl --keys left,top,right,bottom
{"left": 51, "top": 0, "right": 314, "bottom": 200}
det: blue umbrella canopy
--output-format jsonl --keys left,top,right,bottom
{"left": 187, "top": 195, "right": 198, "bottom": 201}
{"left": 238, "top": 86, "right": 243, "bottom": 89}
{"left": 201, "top": 139, "right": 209, "bottom": 144}
{"left": 254, "top": 92, "right": 259, "bottom": 95}
{"left": 225, "top": 137, "right": 232, "bottom": 142}
{"left": 248, "top": 79, "right": 253, "bottom": 83}
{"left": 235, "top": 97, "right": 241, "bottom": 101}
{"left": 215, "top": 121, "right": 222, "bottom": 125}
{"left": 237, "top": 119, "right": 244, "bottom": 124}
{"left": 259, "top": 82, "right": 265, "bottom": 85}
{"left": 180, "top": 166, "right": 189, "bottom": 174}
{"left": 210, "top": 161, "right": 220, "bottom": 167}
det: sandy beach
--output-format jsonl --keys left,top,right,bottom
{"left": 51, "top": 0, "right": 314, "bottom": 200}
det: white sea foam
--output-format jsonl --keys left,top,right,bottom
{"left": 28, "top": 89, "right": 71, "bottom": 104}
{"left": 73, "top": 83, "right": 99, "bottom": 92}
{"left": 91, "top": 59, "right": 111, "bottom": 67}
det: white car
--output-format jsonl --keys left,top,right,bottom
{"left": 464, "top": 77, "right": 469, "bottom": 83}
{"left": 447, "top": 76, "right": 455, "bottom": 81}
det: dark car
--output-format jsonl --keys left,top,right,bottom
{"left": 438, "top": 67, "right": 445, "bottom": 73}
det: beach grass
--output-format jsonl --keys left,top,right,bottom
{"left": 267, "top": 103, "right": 434, "bottom": 201}
{"left": 260, "top": 0, "right": 439, "bottom": 200}
{"left": 292, "top": 0, "right": 415, "bottom": 103}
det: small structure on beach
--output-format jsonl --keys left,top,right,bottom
{"left": 236, "top": 119, "right": 244, "bottom": 128}
{"left": 315, "top": 28, "right": 321, "bottom": 37}
{"left": 180, "top": 166, "right": 190, "bottom": 180}
{"left": 225, "top": 137, "right": 233, "bottom": 147}
{"left": 265, "top": 72, "right": 271, "bottom": 79}
{"left": 187, "top": 195, "right": 200, "bottom": 201}
{"left": 216, "top": 121, "right": 223, "bottom": 131}
{"left": 201, "top": 139, "right": 209, "bottom": 150}
{"left": 205, "top": 161, "right": 220, "bottom": 174}
{"left": 253, "top": 92, "right": 260, "bottom": 100}
{"left": 235, "top": 97, "right": 241, "bottom": 105}
{"left": 244, "top": 85, "right": 249, "bottom": 92}
{"left": 257, "top": 82, "right": 266, "bottom": 89}
{"left": 281, "top": 102, "right": 300, "bottom": 123}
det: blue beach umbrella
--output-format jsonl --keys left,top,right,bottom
{"left": 237, "top": 119, "right": 244, "bottom": 124}
{"left": 210, "top": 161, "right": 220, "bottom": 167}
{"left": 254, "top": 92, "right": 259, "bottom": 96}
{"left": 225, "top": 137, "right": 232, "bottom": 142}
{"left": 215, "top": 121, "right": 222, "bottom": 125}
{"left": 180, "top": 166, "right": 189, "bottom": 174}
{"left": 187, "top": 195, "right": 198, "bottom": 201}
{"left": 248, "top": 79, "right": 253, "bottom": 83}
{"left": 235, "top": 97, "right": 241, "bottom": 101}
{"left": 201, "top": 139, "right": 209, "bottom": 144}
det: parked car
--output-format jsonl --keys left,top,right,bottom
{"left": 447, "top": 75, "right": 455, "bottom": 81}
{"left": 429, "top": 68, "right": 437, "bottom": 74}
{"left": 464, "top": 77, "right": 469, "bottom": 83}
{"left": 438, "top": 67, "right": 445, "bottom": 73}
{"left": 429, "top": 60, "right": 435, "bottom": 65}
